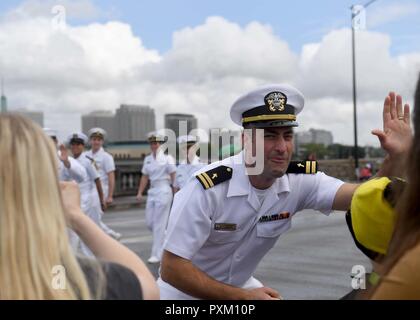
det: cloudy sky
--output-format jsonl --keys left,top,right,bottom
{"left": 1, "top": 0, "right": 419, "bottom": 145}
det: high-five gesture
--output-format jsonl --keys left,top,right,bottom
{"left": 373, "top": 92, "right": 413, "bottom": 178}
{"left": 372, "top": 92, "right": 412, "bottom": 157}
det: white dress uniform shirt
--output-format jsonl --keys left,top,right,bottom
{"left": 174, "top": 156, "right": 206, "bottom": 189}
{"left": 85, "top": 147, "right": 115, "bottom": 199}
{"left": 58, "top": 154, "right": 86, "bottom": 183}
{"left": 74, "top": 154, "right": 100, "bottom": 213}
{"left": 142, "top": 151, "right": 176, "bottom": 185}
{"left": 158, "top": 151, "right": 344, "bottom": 299}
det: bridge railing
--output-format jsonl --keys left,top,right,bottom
{"left": 113, "top": 157, "right": 384, "bottom": 197}
{"left": 114, "top": 158, "right": 143, "bottom": 197}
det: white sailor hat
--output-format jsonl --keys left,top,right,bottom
{"left": 230, "top": 84, "right": 304, "bottom": 128}
{"left": 147, "top": 131, "right": 165, "bottom": 142}
{"left": 88, "top": 127, "right": 107, "bottom": 139}
{"left": 43, "top": 128, "right": 58, "bottom": 138}
{"left": 66, "top": 132, "right": 88, "bottom": 145}
{"left": 177, "top": 135, "right": 198, "bottom": 144}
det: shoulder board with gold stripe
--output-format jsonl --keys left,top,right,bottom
{"left": 196, "top": 165, "right": 233, "bottom": 190}
{"left": 287, "top": 161, "right": 317, "bottom": 174}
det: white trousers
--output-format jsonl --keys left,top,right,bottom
{"left": 94, "top": 186, "right": 119, "bottom": 236}
{"left": 69, "top": 191, "right": 102, "bottom": 258}
{"left": 145, "top": 186, "right": 173, "bottom": 259}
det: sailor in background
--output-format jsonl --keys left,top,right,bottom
{"left": 136, "top": 132, "right": 176, "bottom": 264}
{"left": 43, "top": 128, "right": 86, "bottom": 183}
{"left": 85, "top": 128, "right": 121, "bottom": 240}
{"left": 157, "top": 84, "right": 405, "bottom": 300}
{"left": 66, "top": 132, "right": 104, "bottom": 257}
{"left": 173, "top": 135, "right": 206, "bottom": 192}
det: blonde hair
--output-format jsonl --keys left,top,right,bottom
{"left": 0, "top": 114, "right": 94, "bottom": 299}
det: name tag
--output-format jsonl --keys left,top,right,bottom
{"left": 259, "top": 212, "right": 290, "bottom": 223}
{"left": 214, "top": 223, "right": 237, "bottom": 231}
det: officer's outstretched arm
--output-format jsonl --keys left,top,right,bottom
{"left": 332, "top": 183, "right": 359, "bottom": 211}
{"left": 161, "top": 250, "right": 281, "bottom": 300}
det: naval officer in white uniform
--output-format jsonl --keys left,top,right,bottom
{"left": 136, "top": 132, "right": 176, "bottom": 264}
{"left": 85, "top": 128, "right": 121, "bottom": 240}
{"left": 158, "top": 84, "right": 407, "bottom": 300}
{"left": 43, "top": 128, "right": 86, "bottom": 183}
{"left": 67, "top": 132, "right": 104, "bottom": 256}
{"left": 173, "top": 135, "right": 206, "bottom": 192}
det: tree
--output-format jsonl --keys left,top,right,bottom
{"left": 301, "top": 143, "right": 328, "bottom": 160}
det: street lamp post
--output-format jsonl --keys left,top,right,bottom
{"left": 351, "top": 9, "right": 359, "bottom": 176}
{"left": 350, "top": 0, "right": 377, "bottom": 179}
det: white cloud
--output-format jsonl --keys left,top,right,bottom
{"left": 296, "top": 28, "right": 416, "bottom": 101}
{"left": 297, "top": 97, "right": 388, "bottom": 147}
{"left": 5, "top": 0, "right": 105, "bottom": 21}
{"left": 367, "top": 2, "right": 420, "bottom": 28}
{"left": 1, "top": 3, "right": 420, "bottom": 146}
{"left": 139, "top": 17, "right": 297, "bottom": 83}
{"left": 300, "top": 43, "right": 320, "bottom": 69}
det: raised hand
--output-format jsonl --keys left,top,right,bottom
{"left": 58, "top": 144, "right": 69, "bottom": 162}
{"left": 58, "top": 144, "right": 72, "bottom": 168}
{"left": 372, "top": 92, "right": 412, "bottom": 157}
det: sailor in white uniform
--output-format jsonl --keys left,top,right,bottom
{"left": 157, "top": 83, "right": 394, "bottom": 300}
{"left": 85, "top": 128, "right": 121, "bottom": 240}
{"left": 44, "top": 128, "right": 89, "bottom": 252}
{"left": 173, "top": 135, "right": 206, "bottom": 192}
{"left": 43, "top": 128, "right": 86, "bottom": 184}
{"left": 136, "top": 132, "right": 176, "bottom": 264}
{"left": 67, "top": 132, "right": 104, "bottom": 257}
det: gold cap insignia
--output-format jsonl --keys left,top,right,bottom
{"left": 264, "top": 91, "right": 287, "bottom": 112}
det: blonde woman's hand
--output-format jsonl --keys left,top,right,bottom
{"left": 59, "top": 181, "right": 84, "bottom": 227}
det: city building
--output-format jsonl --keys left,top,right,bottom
{"left": 82, "top": 110, "right": 117, "bottom": 141}
{"left": 117, "top": 104, "right": 155, "bottom": 141}
{"left": 164, "top": 113, "right": 197, "bottom": 139}
{"left": 295, "top": 128, "right": 334, "bottom": 158}
{"left": 296, "top": 128, "right": 333, "bottom": 146}
{"left": 82, "top": 105, "right": 156, "bottom": 142}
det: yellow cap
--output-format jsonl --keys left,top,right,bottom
{"left": 350, "top": 177, "right": 395, "bottom": 255}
